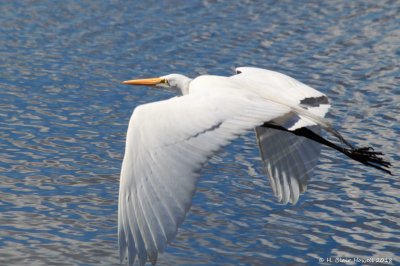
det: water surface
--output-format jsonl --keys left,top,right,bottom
{"left": 0, "top": 1, "right": 399, "bottom": 265}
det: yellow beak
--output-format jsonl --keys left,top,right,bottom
{"left": 122, "top": 77, "right": 164, "bottom": 86}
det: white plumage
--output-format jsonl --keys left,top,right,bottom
{"left": 118, "top": 67, "right": 390, "bottom": 265}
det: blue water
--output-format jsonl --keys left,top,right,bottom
{"left": 1, "top": 1, "right": 399, "bottom": 265}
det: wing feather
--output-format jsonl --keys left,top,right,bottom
{"left": 231, "top": 67, "right": 330, "bottom": 205}
{"left": 233, "top": 67, "right": 331, "bottom": 129}
{"left": 255, "top": 125, "right": 322, "bottom": 204}
{"left": 119, "top": 89, "right": 291, "bottom": 265}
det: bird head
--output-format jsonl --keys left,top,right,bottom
{"left": 122, "top": 74, "right": 192, "bottom": 95}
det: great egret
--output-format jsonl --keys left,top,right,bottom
{"left": 118, "top": 67, "right": 391, "bottom": 265}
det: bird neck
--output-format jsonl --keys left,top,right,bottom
{"left": 177, "top": 76, "right": 192, "bottom": 95}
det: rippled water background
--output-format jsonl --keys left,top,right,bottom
{"left": 1, "top": 1, "right": 399, "bottom": 265}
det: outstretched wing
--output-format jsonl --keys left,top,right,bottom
{"left": 232, "top": 67, "right": 330, "bottom": 204}
{"left": 255, "top": 125, "right": 322, "bottom": 204}
{"left": 232, "top": 67, "right": 330, "bottom": 129}
{"left": 118, "top": 88, "right": 291, "bottom": 265}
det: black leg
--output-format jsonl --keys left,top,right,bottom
{"left": 261, "top": 123, "right": 392, "bottom": 175}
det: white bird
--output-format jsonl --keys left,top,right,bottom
{"left": 118, "top": 67, "right": 391, "bottom": 265}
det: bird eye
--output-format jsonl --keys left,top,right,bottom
{"left": 162, "top": 79, "right": 169, "bottom": 85}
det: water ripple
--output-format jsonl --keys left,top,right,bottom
{"left": 1, "top": 0, "right": 399, "bottom": 265}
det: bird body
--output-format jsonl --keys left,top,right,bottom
{"left": 118, "top": 67, "right": 391, "bottom": 265}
